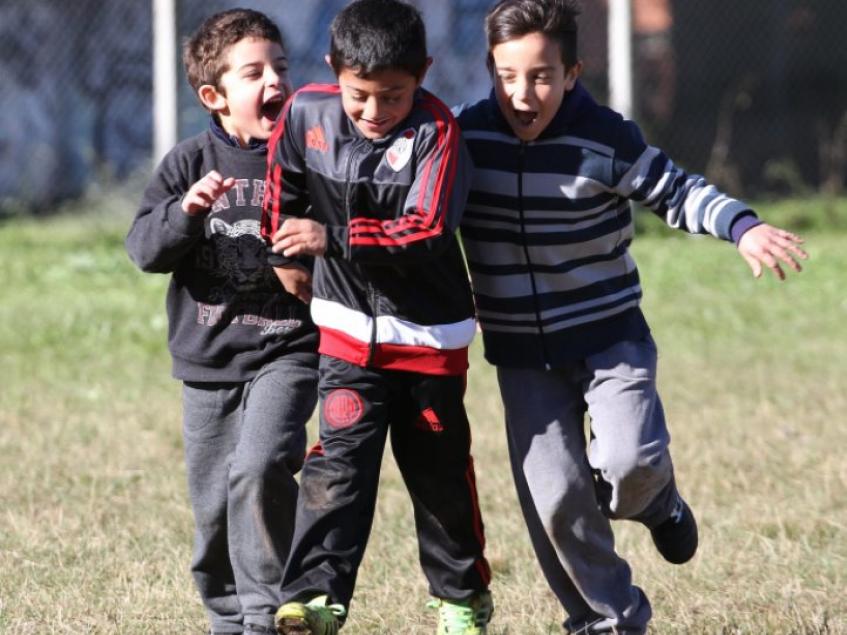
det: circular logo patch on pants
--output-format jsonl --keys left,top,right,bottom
{"left": 324, "top": 389, "right": 365, "bottom": 429}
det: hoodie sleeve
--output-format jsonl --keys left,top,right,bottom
{"left": 611, "top": 118, "right": 756, "bottom": 241}
{"left": 125, "top": 145, "right": 206, "bottom": 273}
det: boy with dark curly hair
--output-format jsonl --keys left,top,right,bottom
{"left": 126, "top": 10, "right": 318, "bottom": 634}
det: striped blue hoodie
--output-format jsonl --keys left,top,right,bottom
{"left": 456, "top": 81, "right": 759, "bottom": 369}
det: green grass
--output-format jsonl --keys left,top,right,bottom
{"left": 634, "top": 194, "right": 847, "bottom": 236}
{"left": 1, "top": 199, "right": 845, "bottom": 634}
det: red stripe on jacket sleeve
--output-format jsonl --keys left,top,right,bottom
{"left": 261, "top": 94, "right": 292, "bottom": 242}
{"left": 298, "top": 83, "right": 341, "bottom": 95}
{"left": 261, "top": 84, "right": 339, "bottom": 241}
{"left": 348, "top": 95, "right": 460, "bottom": 247}
{"left": 420, "top": 97, "right": 460, "bottom": 230}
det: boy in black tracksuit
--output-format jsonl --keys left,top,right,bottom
{"left": 125, "top": 11, "right": 317, "bottom": 634}
{"left": 261, "top": 1, "right": 493, "bottom": 633}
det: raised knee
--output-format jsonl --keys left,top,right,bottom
{"left": 601, "top": 451, "right": 672, "bottom": 519}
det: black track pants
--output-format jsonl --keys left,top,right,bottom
{"left": 280, "top": 355, "right": 491, "bottom": 609}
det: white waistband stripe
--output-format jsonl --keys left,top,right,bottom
{"left": 311, "top": 298, "right": 476, "bottom": 350}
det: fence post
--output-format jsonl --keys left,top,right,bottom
{"left": 153, "top": 0, "right": 178, "bottom": 163}
{"left": 608, "top": 0, "right": 633, "bottom": 119}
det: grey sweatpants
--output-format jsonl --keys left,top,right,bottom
{"left": 182, "top": 355, "right": 318, "bottom": 634}
{"left": 497, "top": 336, "right": 678, "bottom": 634}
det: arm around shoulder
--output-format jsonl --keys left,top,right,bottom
{"left": 611, "top": 118, "right": 809, "bottom": 280}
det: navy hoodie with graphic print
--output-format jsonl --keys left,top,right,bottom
{"left": 126, "top": 121, "right": 316, "bottom": 381}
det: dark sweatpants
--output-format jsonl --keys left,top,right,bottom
{"left": 182, "top": 355, "right": 318, "bottom": 634}
{"left": 280, "top": 355, "right": 491, "bottom": 611}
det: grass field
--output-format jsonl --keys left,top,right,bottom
{"left": 1, "top": 197, "right": 845, "bottom": 634}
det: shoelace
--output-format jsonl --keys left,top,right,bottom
{"left": 325, "top": 602, "right": 347, "bottom": 619}
{"left": 305, "top": 595, "right": 347, "bottom": 634}
{"left": 427, "top": 598, "right": 480, "bottom": 632}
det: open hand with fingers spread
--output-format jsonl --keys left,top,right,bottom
{"left": 271, "top": 218, "right": 327, "bottom": 257}
{"left": 181, "top": 170, "right": 236, "bottom": 216}
{"left": 737, "top": 223, "right": 808, "bottom": 280}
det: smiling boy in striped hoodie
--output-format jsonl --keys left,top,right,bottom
{"left": 454, "top": 1, "right": 807, "bottom": 633}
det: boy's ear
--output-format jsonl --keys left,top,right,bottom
{"left": 324, "top": 54, "right": 333, "bottom": 71}
{"left": 198, "top": 84, "right": 226, "bottom": 112}
{"left": 564, "top": 60, "right": 583, "bottom": 91}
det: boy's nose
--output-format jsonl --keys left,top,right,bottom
{"left": 512, "top": 80, "right": 535, "bottom": 105}
{"left": 363, "top": 96, "right": 382, "bottom": 120}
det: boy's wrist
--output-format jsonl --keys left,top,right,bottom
{"left": 730, "top": 212, "right": 762, "bottom": 245}
{"left": 180, "top": 196, "right": 211, "bottom": 216}
{"left": 169, "top": 199, "right": 207, "bottom": 234}
{"left": 267, "top": 246, "right": 295, "bottom": 267}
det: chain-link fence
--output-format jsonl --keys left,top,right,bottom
{"left": 0, "top": 1, "right": 153, "bottom": 211}
{"left": 1, "top": 0, "right": 845, "bottom": 214}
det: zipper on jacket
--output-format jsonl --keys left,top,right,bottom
{"left": 343, "top": 140, "right": 359, "bottom": 227}
{"left": 517, "top": 142, "right": 552, "bottom": 370}
{"left": 366, "top": 284, "right": 378, "bottom": 366}
{"left": 344, "top": 139, "right": 379, "bottom": 365}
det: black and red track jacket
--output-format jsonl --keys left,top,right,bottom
{"left": 261, "top": 84, "right": 476, "bottom": 376}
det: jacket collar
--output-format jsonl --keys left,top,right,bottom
{"left": 484, "top": 79, "right": 593, "bottom": 141}
{"left": 209, "top": 115, "right": 268, "bottom": 151}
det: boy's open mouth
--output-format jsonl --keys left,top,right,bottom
{"left": 261, "top": 95, "right": 285, "bottom": 121}
{"left": 514, "top": 110, "right": 538, "bottom": 126}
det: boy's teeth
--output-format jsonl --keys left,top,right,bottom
{"left": 516, "top": 111, "right": 537, "bottom": 125}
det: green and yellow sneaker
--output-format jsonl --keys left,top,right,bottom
{"left": 428, "top": 590, "right": 494, "bottom": 635}
{"left": 275, "top": 595, "right": 347, "bottom": 635}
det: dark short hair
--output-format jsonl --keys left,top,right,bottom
{"left": 183, "top": 8, "right": 284, "bottom": 93}
{"left": 485, "top": 0, "right": 580, "bottom": 69}
{"left": 328, "top": 0, "right": 428, "bottom": 78}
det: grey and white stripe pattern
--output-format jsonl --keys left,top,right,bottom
{"left": 456, "top": 86, "right": 751, "bottom": 366}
